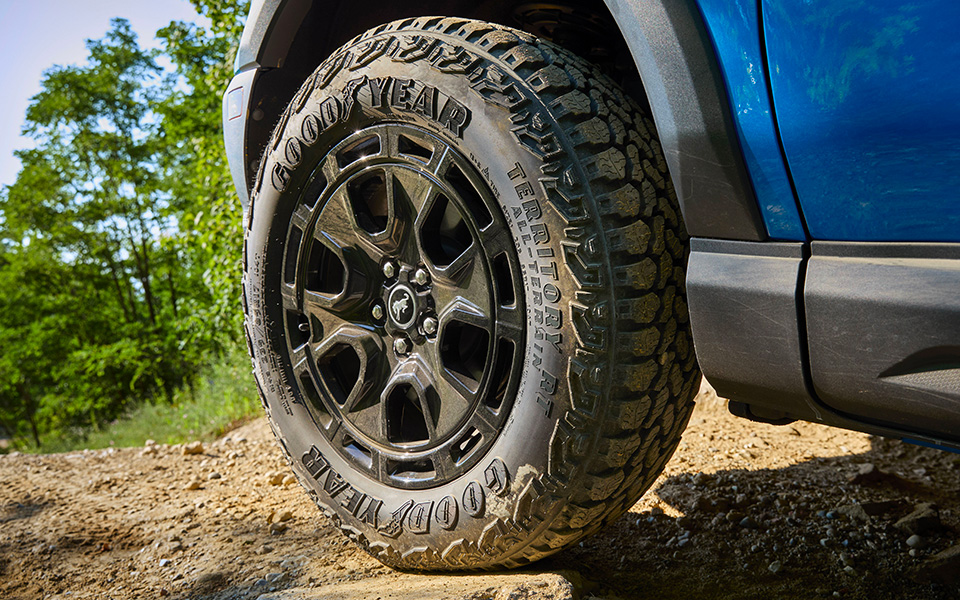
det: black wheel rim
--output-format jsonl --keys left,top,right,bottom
{"left": 281, "top": 124, "right": 525, "bottom": 489}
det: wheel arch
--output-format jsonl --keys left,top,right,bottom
{"left": 224, "top": 0, "right": 766, "bottom": 240}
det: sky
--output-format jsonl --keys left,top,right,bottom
{"left": 0, "top": 0, "right": 211, "bottom": 189}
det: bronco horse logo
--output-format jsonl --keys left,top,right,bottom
{"left": 391, "top": 295, "right": 410, "bottom": 321}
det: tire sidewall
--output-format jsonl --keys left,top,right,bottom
{"left": 245, "top": 34, "right": 581, "bottom": 563}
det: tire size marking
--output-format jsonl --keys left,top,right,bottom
{"left": 507, "top": 162, "right": 561, "bottom": 418}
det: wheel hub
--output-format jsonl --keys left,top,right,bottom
{"left": 280, "top": 124, "right": 525, "bottom": 489}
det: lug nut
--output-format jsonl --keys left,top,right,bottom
{"left": 382, "top": 261, "right": 397, "bottom": 279}
{"left": 422, "top": 316, "right": 438, "bottom": 335}
{"left": 393, "top": 337, "right": 411, "bottom": 355}
{"left": 412, "top": 268, "right": 429, "bottom": 286}
{"left": 371, "top": 304, "right": 384, "bottom": 321}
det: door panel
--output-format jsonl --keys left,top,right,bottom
{"left": 762, "top": 0, "right": 960, "bottom": 242}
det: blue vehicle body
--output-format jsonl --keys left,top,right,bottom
{"left": 699, "top": 0, "right": 960, "bottom": 243}
{"left": 224, "top": 0, "right": 960, "bottom": 451}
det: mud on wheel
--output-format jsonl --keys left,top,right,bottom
{"left": 243, "top": 16, "right": 701, "bottom": 570}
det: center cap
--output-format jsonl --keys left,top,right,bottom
{"left": 387, "top": 285, "right": 417, "bottom": 328}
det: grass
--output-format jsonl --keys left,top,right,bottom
{"left": 25, "top": 350, "right": 263, "bottom": 454}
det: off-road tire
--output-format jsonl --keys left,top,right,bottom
{"left": 243, "top": 16, "right": 700, "bottom": 570}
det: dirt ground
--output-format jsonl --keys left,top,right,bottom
{"left": 2, "top": 383, "right": 959, "bottom": 600}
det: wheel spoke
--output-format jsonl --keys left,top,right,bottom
{"left": 439, "top": 298, "right": 491, "bottom": 331}
{"left": 495, "top": 304, "right": 525, "bottom": 344}
{"left": 319, "top": 190, "right": 388, "bottom": 266}
{"left": 302, "top": 290, "right": 352, "bottom": 333}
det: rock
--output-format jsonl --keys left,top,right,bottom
{"left": 280, "top": 556, "right": 307, "bottom": 571}
{"left": 207, "top": 472, "right": 222, "bottom": 481}
{"left": 282, "top": 474, "right": 297, "bottom": 486}
{"left": 141, "top": 446, "right": 158, "bottom": 456}
{"left": 768, "top": 561, "right": 782, "bottom": 574}
{"left": 159, "top": 558, "right": 171, "bottom": 567}
{"left": 726, "top": 510, "right": 745, "bottom": 524}
{"left": 270, "top": 522, "right": 288, "bottom": 534}
{"left": 184, "top": 480, "right": 201, "bottom": 491}
{"left": 145, "top": 439, "right": 156, "bottom": 446}
{"left": 914, "top": 543, "right": 960, "bottom": 584}
{"left": 895, "top": 503, "right": 941, "bottom": 536}
{"left": 906, "top": 535, "right": 926, "bottom": 549}
{"left": 266, "top": 472, "right": 285, "bottom": 486}
{"left": 836, "top": 500, "right": 904, "bottom": 521}
{"left": 739, "top": 516, "right": 760, "bottom": 529}
{"left": 266, "top": 572, "right": 285, "bottom": 583}
{"left": 839, "top": 552, "right": 854, "bottom": 567}
{"left": 848, "top": 463, "right": 907, "bottom": 487}
{"left": 182, "top": 441, "right": 204, "bottom": 456}
{"left": 255, "top": 545, "right": 274, "bottom": 555}
{"left": 272, "top": 510, "right": 293, "bottom": 523}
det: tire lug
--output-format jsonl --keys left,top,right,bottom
{"left": 382, "top": 261, "right": 397, "bottom": 279}
{"left": 422, "top": 316, "right": 438, "bottom": 336}
{"left": 393, "top": 336, "right": 411, "bottom": 355}
{"left": 412, "top": 268, "right": 429, "bottom": 286}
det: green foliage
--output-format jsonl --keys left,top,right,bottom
{"left": 0, "top": 0, "right": 252, "bottom": 449}
{"left": 19, "top": 348, "right": 260, "bottom": 454}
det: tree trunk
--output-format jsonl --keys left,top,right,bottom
{"left": 15, "top": 381, "right": 40, "bottom": 447}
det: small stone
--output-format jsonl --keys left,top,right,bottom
{"left": 836, "top": 500, "right": 903, "bottom": 522}
{"left": 739, "top": 516, "right": 759, "bottom": 529}
{"left": 848, "top": 463, "right": 906, "bottom": 487}
{"left": 266, "top": 472, "right": 285, "bottom": 486}
{"left": 906, "top": 535, "right": 926, "bottom": 549}
{"left": 266, "top": 572, "right": 285, "bottom": 583}
{"left": 182, "top": 441, "right": 204, "bottom": 456}
{"left": 207, "top": 472, "right": 222, "bottom": 480}
{"left": 145, "top": 439, "right": 156, "bottom": 446}
{"left": 184, "top": 480, "right": 201, "bottom": 491}
{"left": 726, "top": 510, "right": 745, "bottom": 523}
{"left": 282, "top": 474, "right": 297, "bottom": 486}
{"left": 839, "top": 552, "right": 854, "bottom": 567}
{"left": 273, "top": 510, "right": 293, "bottom": 523}
{"left": 255, "top": 545, "right": 274, "bottom": 555}
{"left": 159, "top": 558, "right": 171, "bottom": 567}
{"left": 895, "top": 503, "right": 941, "bottom": 536}
{"left": 768, "top": 561, "right": 782, "bottom": 574}
{"left": 270, "top": 522, "right": 288, "bottom": 534}
{"left": 843, "top": 565, "right": 856, "bottom": 575}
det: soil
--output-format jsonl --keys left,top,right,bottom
{"left": 2, "top": 382, "right": 959, "bottom": 600}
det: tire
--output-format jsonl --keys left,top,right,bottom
{"left": 243, "top": 16, "right": 700, "bottom": 570}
